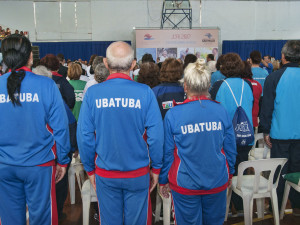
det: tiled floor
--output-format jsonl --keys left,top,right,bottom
{"left": 60, "top": 184, "right": 300, "bottom": 225}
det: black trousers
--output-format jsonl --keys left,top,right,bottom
{"left": 56, "top": 162, "right": 70, "bottom": 218}
{"left": 271, "top": 139, "right": 300, "bottom": 210}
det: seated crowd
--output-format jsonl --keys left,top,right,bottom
{"left": 0, "top": 34, "right": 299, "bottom": 225}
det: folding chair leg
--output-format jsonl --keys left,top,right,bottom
{"left": 243, "top": 195, "right": 254, "bottom": 225}
{"left": 155, "top": 188, "right": 162, "bottom": 222}
{"left": 225, "top": 187, "right": 232, "bottom": 221}
{"left": 271, "top": 189, "right": 280, "bottom": 225}
{"left": 256, "top": 198, "right": 265, "bottom": 219}
{"left": 280, "top": 182, "right": 291, "bottom": 220}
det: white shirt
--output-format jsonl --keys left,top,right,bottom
{"left": 83, "top": 78, "right": 98, "bottom": 99}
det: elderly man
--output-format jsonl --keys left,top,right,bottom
{"left": 260, "top": 40, "right": 300, "bottom": 214}
{"left": 77, "top": 41, "right": 163, "bottom": 225}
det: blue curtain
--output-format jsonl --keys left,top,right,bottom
{"left": 222, "top": 40, "right": 287, "bottom": 61}
{"left": 33, "top": 41, "right": 131, "bottom": 61}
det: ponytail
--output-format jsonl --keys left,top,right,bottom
{"left": 1, "top": 34, "right": 32, "bottom": 106}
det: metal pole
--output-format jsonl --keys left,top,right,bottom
{"left": 199, "top": 0, "right": 202, "bottom": 27}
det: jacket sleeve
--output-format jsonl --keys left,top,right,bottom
{"left": 61, "top": 79, "right": 75, "bottom": 109}
{"left": 259, "top": 69, "right": 283, "bottom": 134}
{"left": 77, "top": 90, "right": 96, "bottom": 175}
{"left": 48, "top": 82, "right": 71, "bottom": 166}
{"left": 223, "top": 109, "right": 237, "bottom": 176}
{"left": 159, "top": 110, "right": 175, "bottom": 185}
{"left": 145, "top": 88, "right": 164, "bottom": 174}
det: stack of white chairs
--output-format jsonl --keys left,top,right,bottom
{"left": 225, "top": 158, "right": 287, "bottom": 225}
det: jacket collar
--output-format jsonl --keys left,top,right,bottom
{"left": 106, "top": 73, "right": 132, "bottom": 81}
{"left": 51, "top": 71, "right": 63, "bottom": 77}
{"left": 173, "top": 96, "right": 217, "bottom": 106}
{"left": 9, "top": 66, "right": 32, "bottom": 72}
{"left": 282, "top": 62, "right": 300, "bottom": 68}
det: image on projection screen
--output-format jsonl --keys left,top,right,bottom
{"left": 135, "top": 29, "right": 219, "bottom": 62}
{"left": 157, "top": 48, "right": 177, "bottom": 62}
{"left": 177, "top": 47, "right": 195, "bottom": 61}
{"left": 136, "top": 48, "right": 156, "bottom": 63}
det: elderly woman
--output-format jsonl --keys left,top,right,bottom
{"left": 40, "top": 54, "right": 75, "bottom": 109}
{"left": 68, "top": 63, "right": 86, "bottom": 121}
{"left": 82, "top": 63, "right": 109, "bottom": 98}
{"left": 159, "top": 58, "right": 237, "bottom": 224}
{"left": 210, "top": 53, "right": 254, "bottom": 213}
{"left": 152, "top": 58, "right": 184, "bottom": 118}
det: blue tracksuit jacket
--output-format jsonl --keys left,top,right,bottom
{"left": 0, "top": 69, "right": 71, "bottom": 166}
{"left": 159, "top": 97, "right": 237, "bottom": 195}
{"left": 152, "top": 82, "right": 185, "bottom": 119}
{"left": 77, "top": 73, "right": 164, "bottom": 177}
{"left": 260, "top": 63, "right": 300, "bottom": 140}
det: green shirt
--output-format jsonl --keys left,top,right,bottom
{"left": 69, "top": 79, "right": 87, "bottom": 121}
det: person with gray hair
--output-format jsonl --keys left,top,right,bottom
{"left": 159, "top": 59, "right": 236, "bottom": 225}
{"left": 260, "top": 40, "right": 300, "bottom": 215}
{"left": 77, "top": 41, "right": 163, "bottom": 224}
{"left": 32, "top": 65, "right": 52, "bottom": 78}
{"left": 82, "top": 63, "right": 109, "bottom": 98}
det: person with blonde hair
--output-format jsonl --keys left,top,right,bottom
{"left": 159, "top": 59, "right": 237, "bottom": 225}
{"left": 68, "top": 62, "right": 86, "bottom": 120}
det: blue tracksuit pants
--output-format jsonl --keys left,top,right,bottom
{"left": 95, "top": 173, "right": 152, "bottom": 225}
{"left": 0, "top": 164, "right": 57, "bottom": 225}
{"left": 171, "top": 189, "right": 227, "bottom": 225}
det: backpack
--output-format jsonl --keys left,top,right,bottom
{"left": 224, "top": 79, "right": 254, "bottom": 146}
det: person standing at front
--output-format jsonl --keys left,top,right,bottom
{"left": 77, "top": 41, "right": 164, "bottom": 225}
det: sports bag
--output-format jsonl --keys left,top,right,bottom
{"left": 224, "top": 79, "right": 254, "bottom": 146}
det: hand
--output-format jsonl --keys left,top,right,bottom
{"left": 55, "top": 165, "right": 66, "bottom": 184}
{"left": 150, "top": 171, "right": 159, "bottom": 193}
{"left": 89, "top": 174, "right": 96, "bottom": 191}
{"left": 159, "top": 183, "right": 171, "bottom": 198}
{"left": 264, "top": 134, "right": 272, "bottom": 149}
{"left": 73, "top": 150, "right": 79, "bottom": 158}
{"left": 228, "top": 179, "right": 232, "bottom": 188}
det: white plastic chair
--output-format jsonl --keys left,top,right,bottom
{"left": 280, "top": 174, "right": 300, "bottom": 219}
{"left": 68, "top": 157, "right": 85, "bottom": 204}
{"left": 154, "top": 185, "right": 172, "bottom": 225}
{"left": 248, "top": 133, "right": 270, "bottom": 160}
{"left": 81, "top": 179, "right": 98, "bottom": 225}
{"left": 225, "top": 158, "right": 287, "bottom": 225}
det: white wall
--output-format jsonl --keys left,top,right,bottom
{"left": 0, "top": 0, "right": 299, "bottom": 42}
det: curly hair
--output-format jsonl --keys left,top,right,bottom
{"left": 160, "top": 58, "right": 183, "bottom": 83}
{"left": 137, "top": 62, "right": 160, "bottom": 88}
{"left": 220, "top": 53, "right": 244, "bottom": 78}
{"left": 40, "top": 54, "right": 60, "bottom": 71}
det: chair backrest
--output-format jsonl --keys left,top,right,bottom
{"left": 236, "top": 158, "right": 287, "bottom": 193}
{"left": 250, "top": 133, "right": 264, "bottom": 151}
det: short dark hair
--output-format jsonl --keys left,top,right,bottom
{"left": 160, "top": 58, "right": 183, "bottom": 82}
{"left": 57, "top": 53, "right": 65, "bottom": 62}
{"left": 282, "top": 40, "right": 300, "bottom": 63}
{"left": 138, "top": 62, "right": 160, "bottom": 88}
{"left": 220, "top": 53, "right": 244, "bottom": 78}
{"left": 264, "top": 55, "right": 271, "bottom": 60}
{"left": 142, "top": 54, "right": 154, "bottom": 63}
{"left": 216, "top": 54, "right": 225, "bottom": 70}
{"left": 183, "top": 54, "right": 197, "bottom": 70}
{"left": 250, "top": 50, "right": 262, "bottom": 64}
{"left": 241, "top": 61, "right": 253, "bottom": 79}
{"left": 40, "top": 54, "right": 60, "bottom": 71}
{"left": 207, "top": 54, "right": 214, "bottom": 61}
